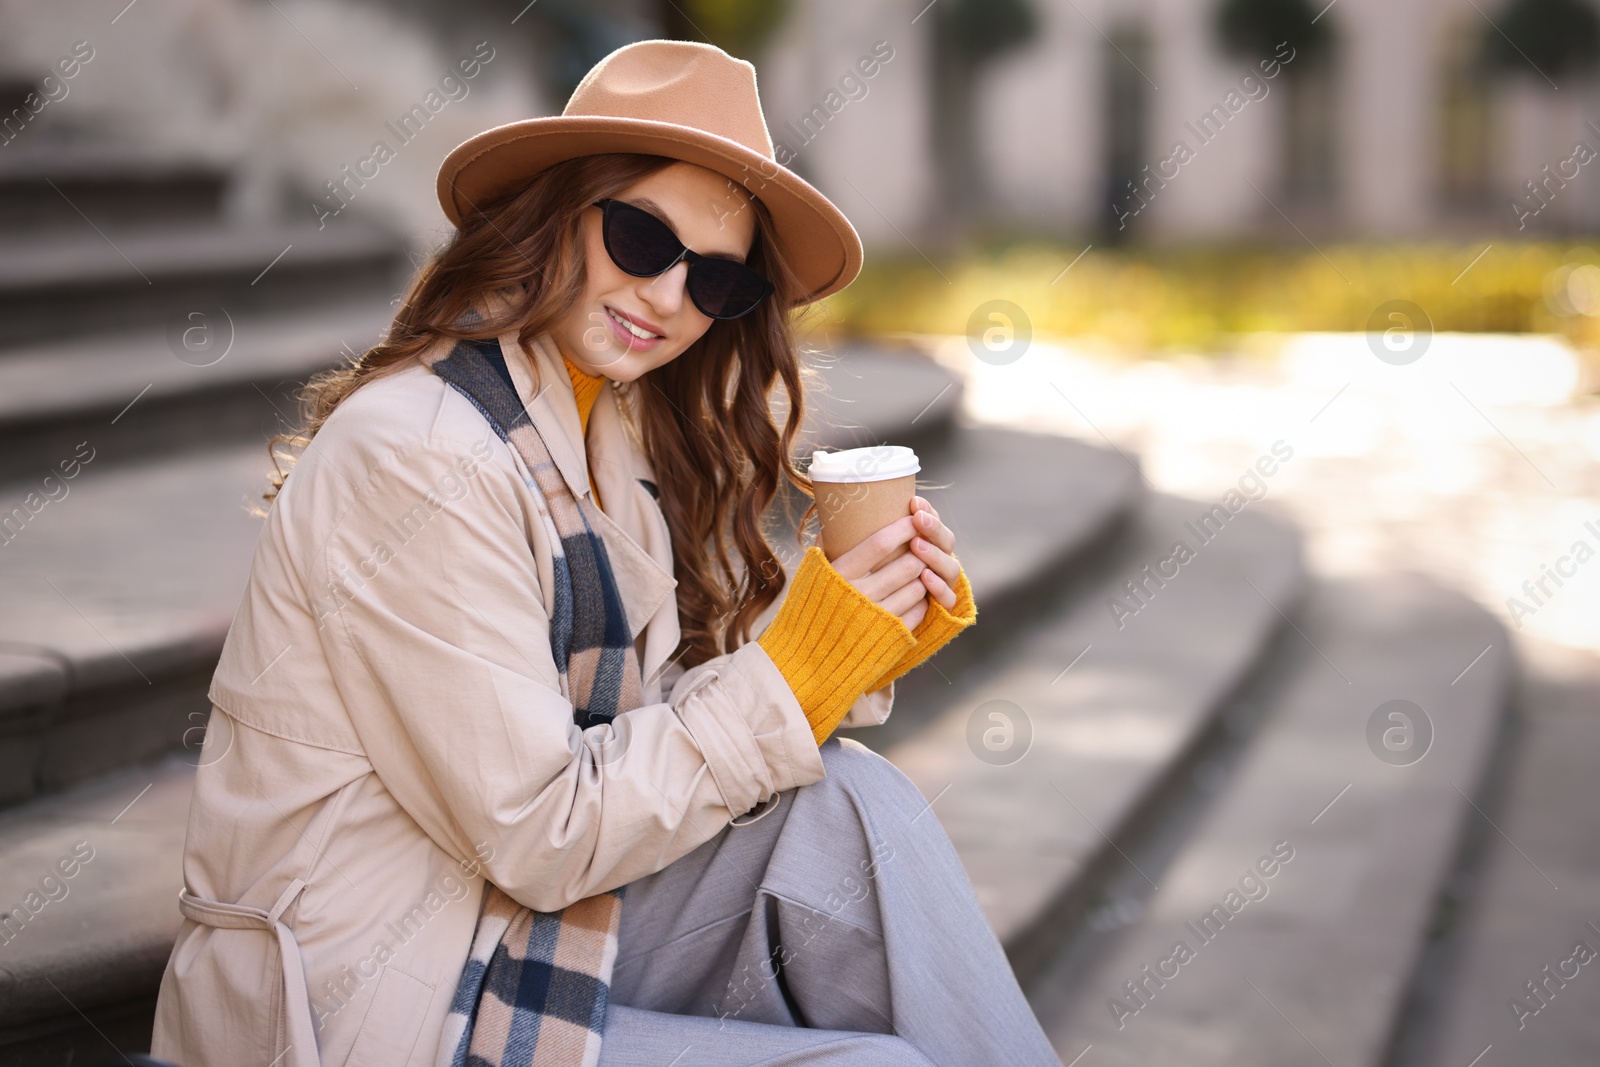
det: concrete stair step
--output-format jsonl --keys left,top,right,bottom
{"left": 0, "top": 754, "right": 194, "bottom": 1067}
{"left": 0, "top": 222, "right": 404, "bottom": 347}
{"left": 0, "top": 146, "right": 228, "bottom": 233}
{"left": 875, "top": 494, "right": 1306, "bottom": 987}
{"left": 1394, "top": 643, "right": 1600, "bottom": 1067}
{"left": 795, "top": 339, "right": 964, "bottom": 455}
{"left": 0, "top": 304, "right": 395, "bottom": 482}
{"left": 0, "top": 76, "right": 34, "bottom": 112}
{"left": 0, "top": 446, "right": 269, "bottom": 805}
{"left": 1030, "top": 576, "right": 1510, "bottom": 1067}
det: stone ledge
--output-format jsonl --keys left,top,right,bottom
{"left": 0, "top": 221, "right": 406, "bottom": 349}
{"left": 0, "top": 304, "right": 395, "bottom": 432}
{"left": 884, "top": 494, "right": 1307, "bottom": 983}
{"left": 0, "top": 754, "right": 192, "bottom": 1036}
{"left": 797, "top": 340, "right": 964, "bottom": 454}
{"left": 0, "top": 221, "right": 401, "bottom": 292}
{"left": 1036, "top": 575, "right": 1511, "bottom": 1065}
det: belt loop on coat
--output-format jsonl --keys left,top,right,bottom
{"left": 178, "top": 878, "right": 318, "bottom": 1067}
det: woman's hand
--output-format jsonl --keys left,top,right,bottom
{"left": 829, "top": 496, "right": 961, "bottom": 632}
{"left": 907, "top": 496, "right": 961, "bottom": 613}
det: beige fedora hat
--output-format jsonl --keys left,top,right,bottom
{"left": 437, "top": 39, "right": 863, "bottom": 306}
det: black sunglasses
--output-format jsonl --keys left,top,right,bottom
{"left": 593, "top": 198, "right": 774, "bottom": 320}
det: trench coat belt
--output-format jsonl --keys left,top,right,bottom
{"left": 178, "top": 878, "right": 320, "bottom": 1067}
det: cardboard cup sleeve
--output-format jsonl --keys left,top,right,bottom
{"left": 809, "top": 446, "right": 920, "bottom": 563}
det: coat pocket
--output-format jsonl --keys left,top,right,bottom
{"left": 344, "top": 966, "right": 436, "bottom": 1067}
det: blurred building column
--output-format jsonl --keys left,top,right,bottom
{"left": 1137, "top": 0, "right": 1285, "bottom": 242}
{"left": 1342, "top": 0, "right": 1436, "bottom": 237}
{"left": 1436, "top": 13, "right": 1498, "bottom": 228}
{"left": 758, "top": 0, "right": 935, "bottom": 254}
{"left": 976, "top": 0, "right": 1100, "bottom": 238}
{"left": 1479, "top": 0, "right": 1600, "bottom": 236}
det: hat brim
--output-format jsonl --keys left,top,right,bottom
{"left": 437, "top": 116, "right": 864, "bottom": 307}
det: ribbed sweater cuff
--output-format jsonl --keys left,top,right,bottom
{"left": 757, "top": 546, "right": 917, "bottom": 746}
{"left": 867, "top": 566, "right": 977, "bottom": 692}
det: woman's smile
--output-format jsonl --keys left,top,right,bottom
{"left": 603, "top": 304, "right": 665, "bottom": 351}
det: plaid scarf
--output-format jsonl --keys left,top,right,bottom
{"left": 423, "top": 331, "right": 643, "bottom": 1067}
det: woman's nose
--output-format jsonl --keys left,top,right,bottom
{"left": 638, "top": 262, "right": 689, "bottom": 318}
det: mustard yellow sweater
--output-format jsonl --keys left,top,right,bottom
{"left": 563, "top": 355, "right": 608, "bottom": 506}
{"left": 759, "top": 547, "right": 976, "bottom": 744}
{"left": 563, "top": 354, "right": 977, "bottom": 746}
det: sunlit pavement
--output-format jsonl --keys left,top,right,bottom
{"left": 922, "top": 332, "right": 1600, "bottom": 657}
{"left": 913, "top": 331, "right": 1600, "bottom": 1063}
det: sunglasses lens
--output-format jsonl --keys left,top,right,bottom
{"left": 600, "top": 200, "right": 774, "bottom": 319}
{"left": 689, "top": 258, "right": 771, "bottom": 319}
{"left": 605, "top": 202, "right": 681, "bottom": 276}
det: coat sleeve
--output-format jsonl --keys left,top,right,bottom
{"left": 314, "top": 439, "right": 826, "bottom": 914}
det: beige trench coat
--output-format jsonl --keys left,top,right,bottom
{"left": 150, "top": 326, "right": 894, "bottom": 1067}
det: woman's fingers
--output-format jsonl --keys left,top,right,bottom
{"left": 848, "top": 547, "right": 925, "bottom": 603}
{"left": 831, "top": 514, "right": 917, "bottom": 579}
{"left": 920, "top": 565, "right": 959, "bottom": 611}
{"left": 907, "top": 499, "right": 960, "bottom": 592}
{"left": 826, "top": 497, "right": 959, "bottom": 627}
{"left": 830, "top": 499, "right": 957, "bottom": 580}
{"left": 909, "top": 535, "right": 961, "bottom": 591}
{"left": 911, "top": 498, "right": 955, "bottom": 554}
{"left": 879, "top": 574, "right": 930, "bottom": 619}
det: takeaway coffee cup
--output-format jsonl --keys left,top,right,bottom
{"left": 810, "top": 445, "right": 920, "bottom": 562}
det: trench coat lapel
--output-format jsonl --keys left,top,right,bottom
{"left": 496, "top": 327, "right": 680, "bottom": 685}
{"left": 586, "top": 382, "right": 683, "bottom": 689}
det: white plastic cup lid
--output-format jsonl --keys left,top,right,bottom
{"left": 809, "top": 445, "right": 920, "bottom": 483}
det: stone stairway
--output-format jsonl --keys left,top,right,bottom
{"left": 0, "top": 139, "right": 1527, "bottom": 1067}
{"left": 0, "top": 140, "right": 409, "bottom": 808}
{"left": 0, "top": 145, "right": 402, "bottom": 484}
{"left": 886, "top": 493, "right": 1306, "bottom": 986}
{"left": 1391, "top": 642, "right": 1600, "bottom": 1067}
{"left": 0, "top": 137, "right": 410, "bottom": 1063}
{"left": 1027, "top": 576, "right": 1510, "bottom": 1065}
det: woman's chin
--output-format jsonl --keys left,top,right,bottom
{"left": 583, "top": 348, "right": 632, "bottom": 378}
{"left": 600, "top": 345, "right": 688, "bottom": 382}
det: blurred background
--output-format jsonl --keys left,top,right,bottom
{"left": 1, "top": 0, "right": 1597, "bottom": 1064}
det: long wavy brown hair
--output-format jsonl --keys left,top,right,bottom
{"left": 265, "top": 152, "right": 818, "bottom": 667}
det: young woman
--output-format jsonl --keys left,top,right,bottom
{"left": 151, "top": 39, "right": 1061, "bottom": 1067}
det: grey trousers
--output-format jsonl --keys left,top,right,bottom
{"left": 598, "top": 736, "right": 1063, "bottom": 1067}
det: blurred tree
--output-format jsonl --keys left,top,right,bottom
{"left": 370, "top": 0, "right": 652, "bottom": 104}
{"left": 929, "top": 0, "right": 1039, "bottom": 243}
{"left": 1214, "top": 0, "right": 1338, "bottom": 208}
{"left": 1212, "top": 0, "right": 1334, "bottom": 63}
{"left": 518, "top": 0, "right": 654, "bottom": 101}
{"left": 1099, "top": 25, "right": 1153, "bottom": 244}
{"left": 1482, "top": 0, "right": 1600, "bottom": 79}
{"left": 936, "top": 0, "right": 1038, "bottom": 67}
{"left": 1438, "top": 19, "right": 1496, "bottom": 211}
{"left": 655, "top": 0, "right": 791, "bottom": 60}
